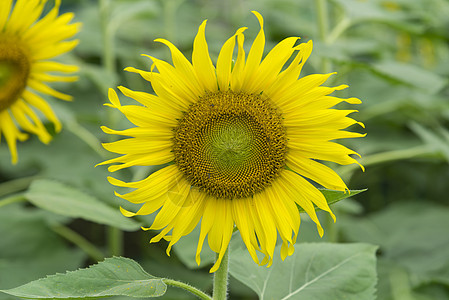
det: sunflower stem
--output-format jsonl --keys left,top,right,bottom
{"left": 66, "top": 120, "right": 108, "bottom": 158}
{"left": 99, "top": 0, "right": 115, "bottom": 76}
{"left": 340, "top": 145, "right": 433, "bottom": 179}
{"left": 107, "top": 226, "right": 124, "bottom": 257}
{"left": 0, "top": 175, "right": 39, "bottom": 198}
{"left": 0, "top": 194, "right": 27, "bottom": 209}
{"left": 163, "top": 279, "right": 212, "bottom": 300}
{"left": 99, "top": 0, "right": 123, "bottom": 257}
{"left": 315, "top": 0, "right": 332, "bottom": 74}
{"left": 212, "top": 246, "right": 230, "bottom": 300}
{"left": 163, "top": 0, "right": 178, "bottom": 43}
{"left": 325, "top": 206, "right": 339, "bottom": 243}
{"left": 51, "top": 224, "right": 105, "bottom": 262}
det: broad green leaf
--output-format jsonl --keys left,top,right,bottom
{"left": 229, "top": 242, "right": 378, "bottom": 300}
{"left": 340, "top": 202, "right": 449, "bottom": 287}
{"left": 25, "top": 179, "right": 140, "bottom": 231}
{"left": 331, "top": 0, "right": 401, "bottom": 22}
{"left": 331, "top": 0, "right": 424, "bottom": 33}
{"left": 296, "top": 189, "right": 366, "bottom": 213}
{"left": 1, "top": 257, "right": 166, "bottom": 299}
{"left": 0, "top": 250, "right": 86, "bottom": 293}
{"left": 0, "top": 129, "right": 118, "bottom": 206}
{"left": 111, "top": 0, "right": 160, "bottom": 30}
{"left": 320, "top": 188, "right": 366, "bottom": 207}
{"left": 370, "top": 61, "right": 447, "bottom": 94}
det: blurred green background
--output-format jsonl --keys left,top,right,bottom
{"left": 1, "top": 0, "right": 449, "bottom": 299}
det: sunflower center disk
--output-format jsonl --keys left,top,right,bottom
{"left": 0, "top": 36, "right": 31, "bottom": 111}
{"left": 173, "top": 91, "right": 288, "bottom": 199}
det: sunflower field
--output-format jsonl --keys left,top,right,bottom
{"left": 1, "top": 0, "right": 448, "bottom": 299}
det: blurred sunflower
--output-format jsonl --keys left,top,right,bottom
{"left": 100, "top": 11, "right": 364, "bottom": 272}
{"left": 0, "top": 0, "right": 80, "bottom": 163}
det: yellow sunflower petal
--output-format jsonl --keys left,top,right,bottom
{"left": 0, "top": 0, "right": 13, "bottom": 30}
{"left": 192, "top": 20, "right": 218, "bottom": 92}
{"left": 216, "top": 27, "right": 247, "bottom": 91}
{"left": 208, "top": 199, "right": 234, "bottom": 273}
{"left": 142, "top": 55, "right": 199, "bottom": 105}
{"left": 9, "top": 99, "right": 51, "bottom": 144}
{"left": 253, "top": 190, "right": 278, "bottom": 267}
{"left": 286, "top": 154, "right": 348, "bottom": 191}
{"left": 242, "top": 11, "right": 265, "bottom": 86}
{"left": 155, "top": 38, "right": 203, "bottom": 97}
{"left": 5, "top": 0, "right": 44, "bottom": 34}
{"left": 27, "top": 79, "right": 72, "bottom": 101}
{"left": 165, "top": 189, "right": 207, "bottom": 255}
{"left": 0, "top": 111, "right": 28, "bottom": 164}
{"left": 0, "top": 0, "right": 78, "bottom": 163}
{"left": 265, "top": 40, "right": 313, "bottom": 99}
{"left": 232, "top": 198, "right": 260, "bottom": 264}
{"left": 196, "top": 195, "right": 217, "bottom": 266}
{"left": 243, "top": 36, "right": 299, "bottom": 94}
{"left": 229, "top": 32, "right": 246, "bottom": 91}
{"left": 22, "top": 90, "right": 62, "bottom": 132}
{"left": 149, "top": 176, "right": 191, "bottom": 230}
{"left": 117, "top": 85, "right": 180, "bottom": 116}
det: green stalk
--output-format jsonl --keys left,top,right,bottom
{"left": 316, "top": 0, "right": 337, "bottom": 239}
{"left": 340, "top": 145, "right": 433, "bottom": 179}
{"left": 163, "top": 279, "right": 212, "bottom": 300}
{"left": 51, "top": 225, "right": 105, "bottom": 262}
{"left": 212, "top": 247, "right": 230, "bottom": 300}
{"left": 66, "top": 121, "right": 108, "bottom": 158}
{"left": 315, "top": 0, "right": 331, "bottom": 73}
{"left": 325, "top": 206, "right": 339, "bottom": 243}
{"left": 0, "top": 194, "right": 27, "bottom": 209}
{"left": 0, "top": 175, "right": 39, "bottom": 198}
{"left": 107, "top": 226, "right": 123, "bottom": 257}
{"left": 99, "top": 0, "right": 123, "bottom": 257}
{"left": 163, "top": 0, "right": 176, "bottom": 43}
{"left": 99, "top": 0, "right": 115, "bottom": 76}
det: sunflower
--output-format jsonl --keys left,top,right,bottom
{"left": 100, "top": 11, "right": 364, "bottom": 272}
{"left": 0, "top": 0, "right": 80, "bottom": 163}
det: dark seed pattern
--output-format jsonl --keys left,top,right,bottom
{"left": 0, "top": 36, "right": 31, "bottom": 111}
{"left": 173, "top": 91, "right": 287, "bottom": 199}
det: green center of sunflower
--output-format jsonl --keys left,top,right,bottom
{"left": 0, "top": 35, "right": 31, "bottom": 111}
{"left": 173, "top": 91, "right": 287, "bottom": 199}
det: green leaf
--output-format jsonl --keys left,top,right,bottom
{"left": 1, "top": 257, "right": 167, "bottom": 299}
{"left": 297, "top": 189, "right": 366, "bottom": 213}
{"left": 320, "top": 188, "right": 366, "bottom": 206}
{"left": 370, "top": 61, "right": 447, "bottom": 94}
{"left": 25, "top": 179, "right": 140, "bottom": 231}
{"left": 331, "top": 0, "right": 404, "bottom": 23}
{"left": 229, "top": 243, "right": 378, "bottom": 300}
{"left": 340, "top": 202, "right": 449, "bottom": 287}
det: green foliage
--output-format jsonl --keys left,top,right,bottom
{"left": 25, "top": 179, "right": 140, "bottom": 231}
{"left": 340, "top": 202, "right": 449, "bottom": 299}
{"left": 315, "top": 189, "right": 366, "bottom": 211}
{"left": 229, "top": 242, "right": 378, "bottom": 300}
{"left": 1, "top": 0, "right": 449, "bottom": 299}
{"left": 369, "top": 61, "right": 447, "bottom": 94}
{"left": 0, "top": 257, "right": 166, "bottom": 299}
{"left": 0, "top": 204, "right": 86, "bottom": 299}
